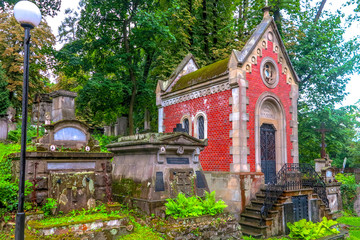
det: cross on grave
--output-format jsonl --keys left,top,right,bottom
{"left": 316, "top": 122, "right": 330, "bottom": 158}
{"left": 173, "top": 123, "right": 186, "bottom": 133}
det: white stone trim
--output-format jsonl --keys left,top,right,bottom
{"left": 158, "top": 107, "right": 164, "bottom": 133}
{"left": 162, "top": 82, "right": 231, "bottom": 107}
{"left": 194, "top": 111, "right": 208, "bottom": 139}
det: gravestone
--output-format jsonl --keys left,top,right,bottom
{"left": 6, "top": 107, "right": 16, "bottom": 132}
{"left": 107, "top": 132, "right": 209, "bottom": 216}
{"left": 31, "top": 93, "right": 52, "bottom": 124}
{"left": 12, "top": 119, "right": 113, "bottom": 213}
{"left": 50, "top": 90, "right": 77, "bottom": 122}
{"left": 0, "top": 115, "right": 7, "bottom": 140}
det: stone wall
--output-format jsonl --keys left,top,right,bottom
{"left": 11, "top": 152, "right": 113, "bottom": 213}
{"left": 204, "top": 171, "right": 263, "bottom": 219}
{"left": 154, "top": 214, "right": 241, "bottom": 240}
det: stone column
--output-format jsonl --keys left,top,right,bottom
{"left": 50, "top": 90, "right": 77, "bottom": 123}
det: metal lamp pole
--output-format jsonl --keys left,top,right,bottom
{"left": 13, "top": 1, "right": 41, "bottom": 240}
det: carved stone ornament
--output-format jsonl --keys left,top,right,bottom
{"left": 177, "top": 146, "right": 184, "bottom": 155}
{"left": 260, "top": 57, "right": 279, "bottom": 89}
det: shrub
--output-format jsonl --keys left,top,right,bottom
{"left": 0, "top": 143, "right": 34, "bottom": 213}
{"left": 41, "top": 198, "right": 58, "bottom": 216}
{"left": 92, "top": 133, "right": 117, "bottom": 152}
{"left": 7, "top": 122, "right": 44, "bottom": 143}
{"left": 165, "top": 191, "right": 227, "bottom": 219}
{"left": 287, "top": 217, "right": 339, "bottom": 240}
{"left": 335, "top": 173, "right": 360, "bottom": 214}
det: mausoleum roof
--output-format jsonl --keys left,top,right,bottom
{"left": 171, "top": 58, "right": 229, "bottom": 92}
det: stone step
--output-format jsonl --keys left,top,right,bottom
{"left": 241, "top": 229, "right": 263, "bottom": 238}
{"left": 241, "top": 213, "right": 273, "bottom": 225}
{"left": 239, "top": 220, "right": 268, "bottom": 236}
{"left": 245, "top": 206, "right": 278, "bottom": 215}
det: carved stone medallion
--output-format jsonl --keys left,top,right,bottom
{"left": 260, "top": 57, "right": 279, "bottom": 88}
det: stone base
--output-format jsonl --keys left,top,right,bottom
{"left": 155, "top": 213, "right": 241, "bottom": 240}
{"left": 204, "top": 171, "right": 264, "bottom": 219}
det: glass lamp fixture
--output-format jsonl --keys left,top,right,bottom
{"left": 14, "top": 0, "right": 41, "bottom": 28}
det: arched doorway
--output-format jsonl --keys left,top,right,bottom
{"left": 255, "top": 93, "right": 287, "bottom": 183}
{"left": 260, "top": 124, "right": 276, "bottom": 184}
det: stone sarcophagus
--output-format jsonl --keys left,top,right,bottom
{"left": 107, "top": 132, "right": 209, "bottom": 216}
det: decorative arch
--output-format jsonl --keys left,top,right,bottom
{"left": 180, "top": 114, "right": 192, "bottom": 135}
{"left": 255, "top": 92, "right": 287, "bottom": 173}
{"left": 194, "top": 111, "right": 208, "bottom": 139}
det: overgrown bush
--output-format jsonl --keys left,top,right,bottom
{"left": 165, "top": 191, "right": 227, "bottom": 219}
{"left": 7, "top": 122, "right": 44, "bottom": 143}
{"left": 0, "top": 143, "right": 34, "bottom": 214}
{"left": 287, "top": 217, "right": 339, "bottom": 240}
{"left": 92, "top": 133, "right": 117, "bottom": 152}
{"left": 335, "top": 173, "right": 360, "bottom": 214}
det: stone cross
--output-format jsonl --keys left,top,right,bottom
{"left": 316, "top": 122, "right": 330, "bottom": 158}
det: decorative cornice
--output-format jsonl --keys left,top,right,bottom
{"left": 162, "top": 82, "right": 231, "bottom": 107}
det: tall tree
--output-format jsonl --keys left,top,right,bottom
{"left": 0, "top": 63, "right": 10, "bottom": 115}
{"left": 0, "top": 8, "right": 55, "bottom": 112}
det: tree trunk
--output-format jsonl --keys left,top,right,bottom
{"left": 123, "top": 19, "right": 136, "bottom": 135}
{"left": 202, "top": 0, "right": 209, "bottom": 58}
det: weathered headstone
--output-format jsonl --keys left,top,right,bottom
{"left": 31, "top": 93, "right": 52, "bottom": 124}
{"left": 6, "top": 107, "right": 16, "bottom": 132}
{"left": 0, "top": 115, "right": 8, "bottom": 140}
{"left": 50, "top": 90, "right": 77, "bottom": 122}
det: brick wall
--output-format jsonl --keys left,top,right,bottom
{"left": 246, "top": 41, "right": 293, "bottom": 172}
{"left": 163, "top": 90, "right": 233, "bottom": 171}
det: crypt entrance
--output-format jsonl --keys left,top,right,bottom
{"left": 255, "top": 93, "right": 287, "bottom": 182}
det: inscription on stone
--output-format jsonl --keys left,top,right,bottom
{"left": 195, "top": 171, "right": 206, "bottom": 188}
{"left": 155, "top": 172, "right": 165, "bottom": 192}
{"left": 169, "top": 168, "right": 193, "bottom": 197}
{"left": 166, "top": 157, "right": 189, "bottom": 164}
{"left": 47, "top": 162, "right": 95, "bottom": 170}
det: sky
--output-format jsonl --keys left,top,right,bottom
{"left": 44, "top": 0, "right": 359, "bottom": 107}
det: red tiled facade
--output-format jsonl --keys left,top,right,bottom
{"left": 246, "top": 41, "right": 293, "bottom": 172}
{"left": 163, "top": 90, "right": 233, "bottom": 171}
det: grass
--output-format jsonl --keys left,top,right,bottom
{"left": 337, "top": 216, "right": 360, "bottom": 227}
{"left": 118, "top": 222, "right": 164, "bottom": 240}
{"left": 29, "top": 211, "right": 125, "bottom": 229}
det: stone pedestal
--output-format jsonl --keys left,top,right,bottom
{"left": 315, "top": 159, "right": 326, "bottom": 173}
{"left": 325, "top": 182, "right": 342, "bottom": 213}
{"left": 50, "top": 90, "right": 77, "bottom": 123}
{"left": 107, "top": 132, "right": 208, "bottom": 216}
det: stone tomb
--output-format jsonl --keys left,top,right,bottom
{"left": 107, "top": 132, "right": 209, "bottom": 216}
{"left": 12, "top": 120, "right": 113, "bottom": 213}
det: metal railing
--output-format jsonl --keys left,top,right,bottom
{"left": 262, "top": 163, "right": 329, "bottom": 221}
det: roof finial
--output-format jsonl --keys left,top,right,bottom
{"left": 262, "top": 0, "right": 271, "bottom": 18}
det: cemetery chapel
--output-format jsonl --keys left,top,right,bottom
{"left": 156, "top": 7, "right": 299, "bottom": 213}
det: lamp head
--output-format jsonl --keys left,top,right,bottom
{"left": 14, "top": 1, "right": 42, "bottom": 29}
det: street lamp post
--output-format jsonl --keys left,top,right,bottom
{"left": 13, "top": 1, "right": 41, "bottom": 240}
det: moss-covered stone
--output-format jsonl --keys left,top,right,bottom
{"left": 112, "top": 178, "right": 142, "bottom": 200}
{"left": 171, "top": 58, "right": 229, "bottom": 92}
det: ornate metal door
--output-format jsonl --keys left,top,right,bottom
{"left": 292, "top": 195, "right": 309, "bottom": 221}
{"left": 261, "top": 124, "right": 276, "bottom": 184}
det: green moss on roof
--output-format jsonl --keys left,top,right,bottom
{"left": 171, "top": 58, "right": 229, "bottom": 92}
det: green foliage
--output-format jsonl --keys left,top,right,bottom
{"left": 41, "top": 198, "right": 58, "bottom": 217}
{"left": 287, "top": 217, "right": 339, "bottom": 240}
{"left": 297, "top": 105, "right": 360, "bottom": 164}
{"left": 165, "top": 191, "right": 227, "bottom": 219}
{"left": 337, "top": 216, "right": 360, "bottom": 226}
{"left": 0, "top": 143, "right": 34, "bottom": 212}
{"left": 335, "top": 173, "right": 360, "bottom": 214}
{"left": 201, "top": 191, "right": 228, "bottom": 216}
{"left": 0, "top": 63, "right": 10, "bottom": 115}
{"left": 92, "top": 133, "right": 118, "bottom": 152}
{"left": 7, "top": 122, "right": 45, "bottom": 144}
